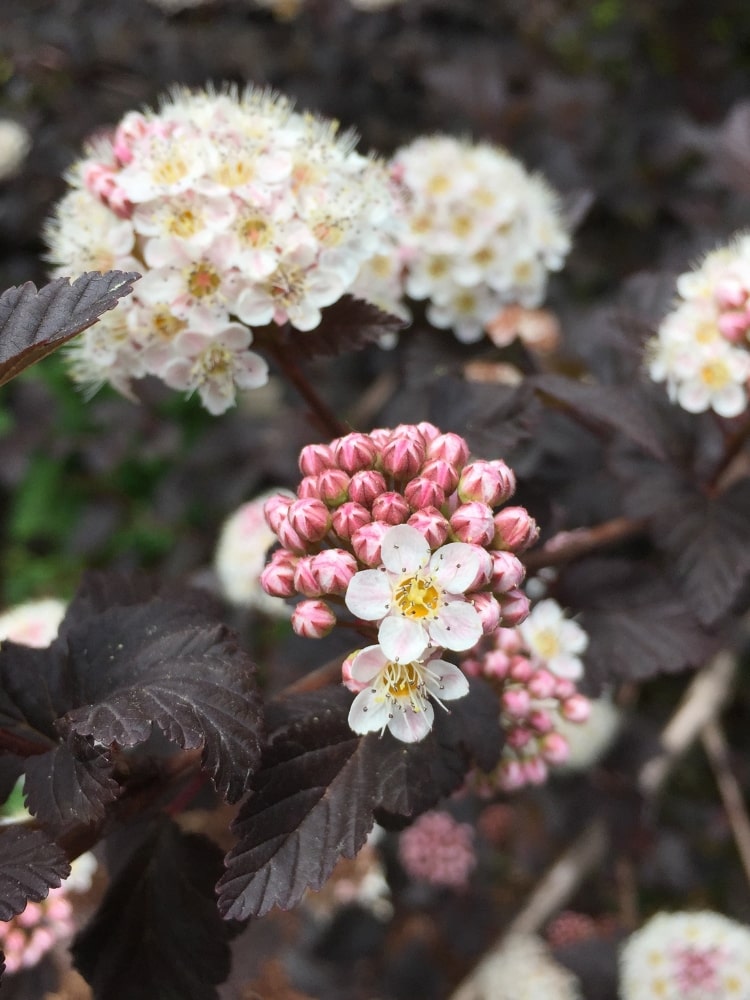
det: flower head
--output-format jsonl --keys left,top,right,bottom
{"left": 45, "top": 85, "right": 401, "bottom": 413}
{"left": 464, "top": 934, "right": 583, "bottom": 1000}
{"left": 620, "top": 911, "right": 750, "bottom": 1000}
{"left": 398, "top": 810, "right": 476, "bottom": 889}
{"left": 519, "top": 598, "right": 588, "bottom": 680}
{"left": 0, "top": 598, "right": 66, "bottom": 648}
{"left": 347, "top": 644, "right": 469, "bottom": 743}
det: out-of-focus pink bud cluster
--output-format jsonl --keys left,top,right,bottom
{"left": 260, "top": 422, "right": 537, "bottom": 638}
{"left": 0, "top": 889, "right": 75, "bottom": 975}
{"left": 462, "top": 602, "right": 590, "bottom": 792}
{"left": 397, "top": 810, "right": 477, "bottom": 890}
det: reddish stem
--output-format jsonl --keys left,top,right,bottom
{"left": 264, "top": 339, "right": 348, "bottom": 439}
{"left": 522, "top": 515, "right": 648, "bottom": 572}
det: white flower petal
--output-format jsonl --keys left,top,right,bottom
{"left": 345, "top": 570, "right": 392, "bottom": 621}
{"left": 348, "top": 688, "right": 388, "bottom": 735}
{"left": 388, "top": 702, "right": 434, "bottom": 743}
{"left": 429, "top": 600, "right": 483, "bottom": 651}
{"left": 424, "top": 660, "right": 470, "bottom": 701}
{"left": 548, "top": 655, "right": 584, "bottom": 680}
{"left": 349, "top": 644, "right": 389, "bottom": 683}
{"left": 378, "top": 615, "right": 429, "bottom": 663}
{"left": 430, "top": 543, "right": 490, "bottom": 594}
{"left": 381, "top": 524, "right": 431, "bottom": 575}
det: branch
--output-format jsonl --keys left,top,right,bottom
{"left": 701, "top": 718, "right": 750, "bottom": 888}
{"left": 522, "top": 516, "right": 648, "bottom": 573}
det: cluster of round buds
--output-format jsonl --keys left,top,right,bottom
{"left": 261, "top": 422, "right": 536, "bottom": 643}
{"left": 44, "top": 85, "right": 402, "bottom": 414}
{"left": 463, "top": 599, "right": 590, "bottom": 792}
{"left": 389, "top": 135, "right": 571, "bottom": 343}
{"left": 648, "top": 233, "right": 750, "bottom": 418}
{"left": 619, "top": 911, "right": 750, "bottom": 1000}
{"left": 397, "top": 810, "right": 477, "bottom": 890}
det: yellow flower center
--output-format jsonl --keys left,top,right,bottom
{"left": 394, "top": 574, "right": 441, "bottom": 619}
{"left": 700, "top": 359, "right": 731, "bottom": 388}
{"left": 151, "top": 156, "right": 190, "bottom": 187}
{"left": 532, "top": 628, "right": 560, "bottom": 660}
{"left": 169, "top": 208, "right": 200, "bottom": 237}
{"left": 187, "top": 263, "right": 221, "bottom": 299}
{"left": 382, "top": 661, "right": 424, "bottom": 702}
{"left": 192, "top": 345, "right": 232, "bottom": 383}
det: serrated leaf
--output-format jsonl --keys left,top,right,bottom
{"left": 58, "top": 596, "right": 263, "bottom": 802}
{"left": 23, "top": 736, "right": 120, "bottom": 834}
{"left": 557, "top": 558, "right": 717, "bottom": 687}
{"left": 0, "top": 825, "right": 70, "bottom": 921}
{"left": 217, "top": 681, "right": 499, "bottom": 920}
{"left": 73, "top": 818, "right": 232, "bottom": 1000}
{"left": 0, "top": 271, "right": 139, "bottom": 386}
{"left": 533, "top": 374, "right": 666, "bottom": 460}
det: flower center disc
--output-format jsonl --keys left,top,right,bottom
{"left": 383, "top": 661, "right": 423, "bottom": 700}
{"left": 394, "top": 574, "right": 441, "bottom": 619}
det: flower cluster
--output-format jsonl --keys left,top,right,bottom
{"left": 261, "top": 422, "right": 537, "bottom": 741}
{"left": 0, "top": 598, "right": 66, "bottom": 648}
{"left": 648, "top": 233, "right": 750, "bottom": 418}
{"left": 390, "top": 135, "right": 571, "bottom": 343}
{"left": 463, "top": 599, "right": 590, "bottom": 791}
{"left": 0, "top": 119, "right": 31, "bottom": 183}
{"left": 467, "top": 934, "right": 583, "bottom": 1000}
{"left": 214, "top": 490, "right": 292, "bottom": 616}
{"left": 619, "top": 911, "right": 750, "bottom": 1000}
{"left": 398, "top": 810, "right": 477, "bottom": 889}
{"left": 45, "top": 85, "right": 401, "bottom": 414}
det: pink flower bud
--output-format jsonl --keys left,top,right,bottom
{"left": 342, "top": 650, "right": 368, "bottom": 692}
{"left": 112, "top": 111, "right": 148, "bottom": 164}
{"left": 509, "top": 655, "right": 534, "bottom": 683}
{"left": 260, "top": 550, "right": 298, "bottom": 597}
{"left": 348, "top": 469, "right": 388, "bottom": 508}
{"left": 498, "top": 759, "right": 526, "bottom": 791}
{"left": 471, "top": 592, "right": 502, "bottom": 633}
{"left": 334, "top": 433, "right": 379, "bottom": 473}
{"left": 264, "top": 493, "right": 294, "bottom": 533}
{"left": 540, "top": 732, "right": 570, "bottom": 764}
{"left": 450, "top": 502, "right": 496, "bottom": 546}
{"left": 490, "top": 551, "right": 526, "bottom": 593}
{"left": 316, "top": 468, "right": 351, "bottom": 506}
{"left": 495, "top": 627, "right": 523, "bottom": 655}
{"left": 404, "top": 476, "right": 446, "bottom": 511}
{"left": 351, "top": 521, "right": 391, "bottom": 567}
{"left": 527, "top": 709, "right": 553, "bottom": 733}
{"left": 506, "top": 726, "right": 533, "bottom": 750}
{"left": 718, "top": 310, "right": 749, "bottom": 342}
{"left": 416, "top": 421, "right": 441, "bottom": 443}
{"left": 299, "top": 442, "right": 337, "bottom": 477}
{"left": 527, "top": 668, "right": 557, "bottom": 700}
{"left": 554, "top": 678, "right": 576, "bottom": 700}
{"left": 276, "top": 518, "right": 308, "bottom": 555}
{"left": 426, "top": 432, "right": 470, "bottom": 469}
{"left": 287, "top": 498, "right": 331, "bottom": 543}
{"left": 297, "top": 475, "right": 321, "bottom": 499}
{"left": 311, "top": 549, "right": 358, "bottom": 595}
{"left": 293, "top": 556, "right": 324, "bottom": 597}
{"left": 522, "top": 757, "right": 548, "bottom": 785}
{"left": 482, "top": 649, "right": 512, "bottom": 679}
{"left": 715, "top": 278, "right": 748, "bottom": 310}
{"left": 502, "top": 688, "right": 531, "bottom": 718}
{"left": 291, "top": 600, "right": 336, "bottom": 638}
{"left": 561, "top": 694, "right": 591, "bottom": 722}
{"left": 371, "top": 491, "right": 410, "bottom": 525}
{"left": 465, "top": 547, "right": 494, "bottom": 590}
{"left": 459, "top": 460, "right": 516, "bottom": 506}
{"left": 369, "top": 427, "right": 392, "bottom": 449}
{"left": 407, "top": 507, "right": 451, "bottom": 549}
{"left": 331, "top": 501, "right": 371, "bottom": 541}
{"left": 380, "top": 433, "right": 425, "bottom": 480}
{"left": 419, "top": 459, "right": 460, "bottom": 494}
{"left": 492, "top": 507, "right": 539, "bottom": 553}
{"left": 460, "top": 656, "right": 483, "bottom": 677}
{"left": 498, "top": 587, "right": 530, "bottom": 627}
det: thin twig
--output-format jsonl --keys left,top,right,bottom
{"left": 522, "top": 516, "right": 648, "bottom": 573}
{"left": 701, "top": 718, "right": 750, "bottom": 888}
{"left": 263, "top": 340, "right": 347, "bottom": 439}
{"left": 449, "top": 647, "right": 738, "bottom": 1000}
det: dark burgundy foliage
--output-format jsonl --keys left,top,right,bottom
{"left": 72, "top": 818, "right": 233, "bottom": 1000}
{"left": 0, "top": 271, "right": 139, "bottom": 387}
{"left": 0, "top": 826, "right": 70, "bottom": 922}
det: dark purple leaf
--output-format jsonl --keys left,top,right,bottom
{"left": 0, "top": 825, "right": 70, "bottom": 922}
{"left": 557, "top": 558, "right": 718, "bottom": 688}
{"left": 23, "top": 736, "right": 120, "bottom": 834}
{"left": 58, "top": 596, "right": 264, "bottom": 803}
{"left": 716, "top": 100, "right": 750, "bottom": 195}
{"left": 0, "top": 758, "right": 23, "bottom": 806}
{"left": 0, "top": 271, "right": 139, "bottom": 386}
{"left": 73, "top": 818, "right": 233, "bottom": 1000}
{"left": 217, "top": 681, "right": 498, "bottom": 920}
{"left": 533, "top": 374, "right": 666, "bottom": 460}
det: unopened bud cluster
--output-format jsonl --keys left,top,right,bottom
{"left": 397, "top": 810, "right": 477, "bottom": 890}
{"left": 261, "top": 422, "right": 536, "bottom": 640}
{"left": 649, "top": 232, "right": 750, "bottom": 417}
{"left": 463, "top": 599, "right": 590, "bottom": 791}
{"left": 45, "top": 85, "right": 401, "bottom": 414}
{"left": 390, "top": 135, "right": 571, "bottom": 344}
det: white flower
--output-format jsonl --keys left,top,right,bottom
{"left": 519, "top": 598, "right": 587, "bottom": 680}
{"left": 345, "top": 523, "right": 490, "bottom": 662}
{"left": 0, "top": 598, "right": 66, "bottom": 648}
{"left": 215, "top": 492, "right": 293, "bottom": 616}
{"left": 463, "top": 934, "right": 582, "bottom": 1000}
{"left": 675, "top": 340, "right": 750, "bottom": 418}
{"left": 347, "top": 644, "right": 469, "bottom": 742}
{"left": 620, "top": 911, "right": 750, "bottom": 1000}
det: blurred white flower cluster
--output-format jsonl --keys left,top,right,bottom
{"left": 0, "top": 598, "right": 66, "bottom": 648}
{"left": 620, "top": 910, "right": 750, "bottom": 1000}
{"left": 466, "top": 934, "right": 583, "bottom": 1000}
{"left": 45, "top": 86, "right": 401, "bottom": 414}
{"left": 0, "top": 120, "right": 31, "bottom": 183}
{"left": 649, "top": 234, "right": 750, "bottom": 418}
{"left": 391, "top": 135, "right": 571, "bottom": 343}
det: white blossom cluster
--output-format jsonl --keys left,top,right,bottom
{"left": 391, "top": 135, "right": 571, "bottom": 343}
{"left": 648, "top": 234, "right": 750, "bottom": 418}
{"left": 466, "top": 934, "right": 583, "bottom": 1000}
{"left": 0, "top": 120, "right": 31, "bottom": 183}
{"left": 620, "top": 911, "right": 750, "bottom": 1000}
{"left": 45, "top": 86, "right": 402, "bottom": 414}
